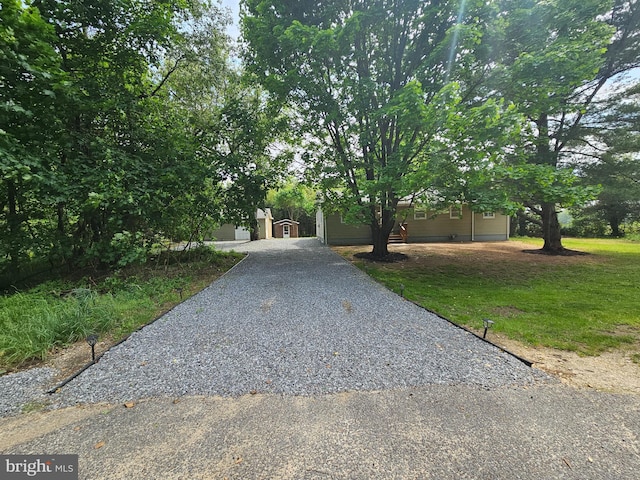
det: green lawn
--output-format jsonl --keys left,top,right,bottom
{"left": 348, "top": 238, "right": 640, "bottom": 356}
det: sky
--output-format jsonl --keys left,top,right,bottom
{"left": 221, "top": 0, "right": 241, "bottom": 40}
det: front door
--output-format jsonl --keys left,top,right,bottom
{"left": 283, "top": 224, "right": 290, "bottom": 239}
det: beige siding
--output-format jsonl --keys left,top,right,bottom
{"left": 326, "top": 214, "right": 371, "bottom": 245}
{"left": 323, "top": 205, "right": 509, "bottom": 245}
{"left": 208, "top": 224, "right": 235, "bottom": 241}
{"left": 405, "top": 206, "right": 473, "bottom": 242}
{"left": 258, "top": 217, "right": 272, "bottom": 239}
{"left": 472, "top": 212, "right": 510, "bottom": 241}
{"left": 316, "top": 209, "right": 326, "bottom": 243}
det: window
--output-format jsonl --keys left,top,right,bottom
{"left": 414, "top": 209, "right": 427, "bottom": 220}
{"left": 449, "top": 206, "right": 462, "bottom": 219}
{"left": 483, "top": 212, "right": 496, "bottom": 219}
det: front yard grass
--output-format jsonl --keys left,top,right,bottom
{"left": 339, "top": 238, "right": 640, "bottom": 356}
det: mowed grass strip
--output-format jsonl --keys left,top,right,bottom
{"left": 341, "top": 238, "right": 640, "bottom": 356}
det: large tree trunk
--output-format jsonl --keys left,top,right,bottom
{"left": 609, "top": 216, "right": 622, "bottom": 237}
{"left": 250, "top": 217, "right": 260, "bottom": 241}
{"left": 370, "top": 206, "right": 396, "bottom": 258}
{"left": 537, "top": 112, "right": 565, "bottom": 254}
{"left": 371, "top": 227, "right": 390, "bottom": 257}
{"left": 541, "top": 202, "right": 564, "bottom": 253}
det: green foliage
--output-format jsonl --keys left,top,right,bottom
{"left": 88, "top": 231, "right": 150, "bottom": 268}
{"left": 0, "top": 287, "right": 117, "bottom": 365}
{"left": 0, "top": 1, "right": 247, "bottom": 274}
{"left": 571, "top": 83, "right": 640, "bottom": 237}
{"left": 487, "top": 0, "right": 638, "bottom": 251}
{"left": 209, "top": 73, "right": 290, "bottom": 233}
{"left": 266, "top": 179, "right": 317, "bottom": 235}
{"left": 268, "top": 183, "right": 315, "bottom": 219}
{"left": 503, "top": 163, "right": 601, "bottom": 208}
{"left": 0, "top": 0, "right": 66, "bottom": 270}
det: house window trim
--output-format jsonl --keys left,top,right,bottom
{"left": 449, "top": 206, "right": 462, "bottom": 220}
{"left": 414, "top": 209, "right": 427, "bottom": 220}
{"left": 483, "top": 212, "right": 496, "bottom": 219}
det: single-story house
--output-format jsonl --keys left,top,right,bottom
{"left": 208, "top": 208, "right": 273, "bottom": 241}
{"left": 273, "top": 219, "right": 300, "bottom": 239}
{"left": 316, "top": 205, "right": 510, "bottom": 245}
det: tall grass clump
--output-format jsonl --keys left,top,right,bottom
{"left": 0, "top": 246, "right": 243, "bottom": 370}
{"left": 0, "top": 285, "right": 117, "bottom": 366}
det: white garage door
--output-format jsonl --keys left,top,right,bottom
{"left": 234, "top": 227, "right": 251, "bottom": 240}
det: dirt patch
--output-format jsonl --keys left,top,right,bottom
{"left": 353, "top": 251, "right": 409, "bottom": 262}
{"left": 334, "top": 241, "right": 604, "bottom": 268}
{"left": 0, "top": 403, "right": 111, "bottom": 451}
{"left": 334, "top": 241, "right": 640, "bottom": 395}
{"left": 481, "top": 331, "right": 640, "bottom": 395}
{"left": 522, "top": 248, "right": 589, "bottom": 256}
{"left": 44, "top": 337, "right": 116, "bottom": 383}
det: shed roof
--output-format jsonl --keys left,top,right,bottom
{"left": 274, "top": 218, "right": 299, "bottom": 225}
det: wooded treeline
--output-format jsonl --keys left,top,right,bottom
{"left": 1, "top": 0, "right": 286, "bottom": 277}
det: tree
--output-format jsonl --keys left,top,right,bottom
{"left": 0, "top": 1, "right": 236, "bottom": 271}
{"left": 201, "top": 72, "right": 290, "bottom": 241}
{"left": 243, "top": 0, "right": 519, "bottom": 257}
{"left": 493, "top": 0, "right": 640, "bottom": 252}
{"left": 267, "top": 180, "right": 315, "bottom": 222}
{"left": 266, "top": 180, "right": 317, "bottom": 235}
{"left": 0, "top": 0, "right": 66, "bottom": 272}
{"left": 574, "top": 83, "right": 640, "bottom": 236}
{"left": 580, "top": 156, "right": 640, "bottom": 235}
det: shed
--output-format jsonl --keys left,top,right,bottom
{"left": 274, "top": 219, "right": 300, "bottom": 239}
{"left": 256, "top": 208, "right": 273, "bottom": 240}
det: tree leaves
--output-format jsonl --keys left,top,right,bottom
{"left": 1, "top": 1, "right": 236, "bottom": 273}
{"left": 243, "top": 0, "right": 515, "bottom": 256}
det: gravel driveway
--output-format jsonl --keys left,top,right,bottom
{"left": 50, "top": 238, "right": 545, "bottom": 406}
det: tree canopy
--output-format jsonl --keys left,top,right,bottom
{"left": 243, "top": 0, "right": 522, "bottom": 256}
{"left": 3, "top": 0, "right": 639, "bottom": 277}
{"left": 1, "top": 0, "right": 288, "bottom": 277}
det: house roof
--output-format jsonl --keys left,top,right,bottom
{"left": 274, "top": 219, "right": 299, "bottom": 225}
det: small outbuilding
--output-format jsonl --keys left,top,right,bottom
{"left": 208, "top": 208, "right": 273, "bottom": 241}
{"left": 273, "top": 219, "right": 299, "bottom": 239}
